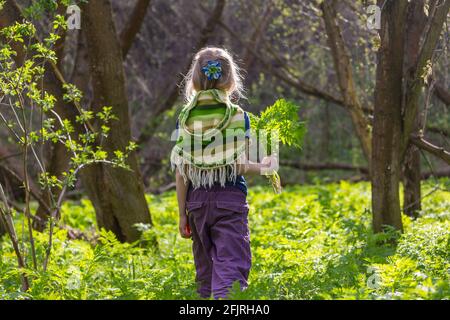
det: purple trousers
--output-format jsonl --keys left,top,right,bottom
{"left": 186, "top": 186, "right": 251, "bottom": 299}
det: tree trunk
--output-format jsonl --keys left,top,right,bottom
{"left": 372, "top": 0, "right": 408, "bottom": 233}
{"left": 402, "top": 1, "right": 426, "bottom": 219}
{"left": 119, "top": 0, "right": 152, "bottom": 59}
{"left": 321, "top": 0, "right": 372, "bottom": 164}
{"left": 371, "top": 0, "right": 449, "bottom": 232}
{"left": 403, "top": 145, "right": 421, "bottom": 218}
{"left": 34, "top": 0, "right": 153, "bottom": 229}
{"left": 401, "top": 0, "right": 450, "bottom": 152}
{"left": 80, "top": 0, "right": 152, "bottom": 243}
{"left": 410, "top": 134, "right": 450, "bottom": 164}
{"left": 0, "top": 213, "right": 5, "bottom": 237}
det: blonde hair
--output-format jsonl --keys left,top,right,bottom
{"left": 184, "top": 47, "right": 244, "bottom": 102}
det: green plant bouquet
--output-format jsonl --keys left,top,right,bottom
{"left": 249, "top": 99, "right": 306, "bottom": 194}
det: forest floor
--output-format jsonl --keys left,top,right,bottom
{"left": 1, "top": 179, "right": 449, "bottom": 299}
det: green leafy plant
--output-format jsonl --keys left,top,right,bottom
{"left": 250, "top": 99, "right": 306, "bottom": 149}
{"left": 249, "top": 99, "right": 306, "bottom": 193}
{"left": 1, "top": 180, "right": 448, "bottom": 300}
{"left": 0, "top": 3, "right": 138, "bottom": 291}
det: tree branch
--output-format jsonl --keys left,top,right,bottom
{"left": 0, "top": 162, "right": 52, "bottom": 215}
{"left": 281, "top": 159, "right": 449, "bottom": 179}
{"left": 280, "top": 160, "right": 369, "bottom": 174}
{"left": 434, "top": 81, "right": 450, "bottom": 106}
{"left": 415, "top": 0, "right": 450, "bottom": 79}
{"left": 421, "top": 167, "right": 450, "bottom": 179}
{"left": 119, "top": 0, "right": 152, "bottom": 59}
{"left": 410, "top": 134, "right": 450, "bottom": 164}
{"left": 403, "top": 0, "right": 450, "bottom": 150}
{"left": 242, "top": 1, "right": 275, "bottom": 70}
{"left": 198, "top": 3, "right": 345, "bottom": 108}
{"left": 320, "top": 0, "right": 372, "bottom": 162}
{"left": 426, "top": 125, "right": 449, "bottom": 137}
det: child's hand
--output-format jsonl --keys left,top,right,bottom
{"left": 179, "top": 214, "right": 192, "bottom": 239}
{"left": 261, "top": 155, "right": 279, "bottom": 175}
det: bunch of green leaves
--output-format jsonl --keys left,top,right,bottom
{"left": 249, "top": 98, "right": 306, "bottom": 151}
{"left": 248, "top": 99, "right": 306, "bottom": 193}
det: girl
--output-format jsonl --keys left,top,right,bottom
{"left": 171, "top": 47, "right": 276, "bottom": 299}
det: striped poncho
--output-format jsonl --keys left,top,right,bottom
{"left": 171, "top": 89, "right": 248, "bottom": 188}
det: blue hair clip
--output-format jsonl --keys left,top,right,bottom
{"left": 201, "top": 60, "right": 222, "bottom": 80}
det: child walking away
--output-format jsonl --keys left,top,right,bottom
{"left": 171, "top": 47, "right": 277, "bottom": 299}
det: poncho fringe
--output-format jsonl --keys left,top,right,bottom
{"left": 171, "top": 151, "right": 245, "bottom": 189}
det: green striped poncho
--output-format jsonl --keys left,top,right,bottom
{"left": 171, "top": 89, "right": 247, "bottom": 188}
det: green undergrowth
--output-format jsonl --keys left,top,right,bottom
{"left": 1, "top": 179, "right": 449, "bottom": 300}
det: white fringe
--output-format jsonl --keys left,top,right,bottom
{"left": 171, "top": 150, "right": 242, "bottom": 189}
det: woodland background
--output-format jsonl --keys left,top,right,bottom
{"left": 0, "top": 0, "right": 449, "bottom": 299}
